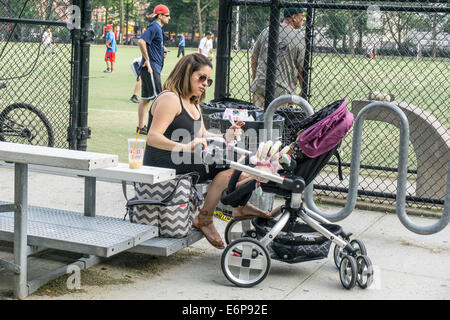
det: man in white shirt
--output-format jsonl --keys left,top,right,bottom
{"left": 198, "top": 31, "right": 214, "bottom": 61}
{"left": 42, "top": 28, "right": 54, "bottom": 53}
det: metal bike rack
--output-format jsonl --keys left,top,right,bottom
{"left": 263, "top": 97, "right": 449, "bottom": 235}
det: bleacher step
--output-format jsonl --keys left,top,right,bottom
{"left": 129, "top": 230, "right": 204, "bottom": 256}
{"left": 0, "top": 201, "right": 157, "bottom": 258}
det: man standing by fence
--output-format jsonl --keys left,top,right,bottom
{"left": 136, "top": 4, "right": 170, "bottom": 135}
{"left": 250, "top": 7, "right": 306, "bottom": 108}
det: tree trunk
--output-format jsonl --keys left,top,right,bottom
{"left": 197, "top": 0, "right": 203, "bottom": 39}
{"left": 45, "top": 0, "right": 55, "bottom": 20}
{"left": 431, "top": 13, "right": 438, "bottom": 58}
{"left": 347, "top": 10, "right": 355, "bottom": 54}
{"left": 125, "top": 1, "right": 129, "bottom": 44}
{"left": 119, "top": 0, "right": 124, "bottom": 44}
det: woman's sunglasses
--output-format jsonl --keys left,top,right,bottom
{"left": 198, "top": 75, "right": 213, "bottom": 87}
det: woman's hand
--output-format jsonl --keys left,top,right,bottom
{"left": 224, "top": 120, "right": 245, "bottom": 143}
{"left": 184, "top": 137, "right": 207, "bottom": 152}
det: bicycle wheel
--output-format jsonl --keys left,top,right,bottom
{"left": 0, "top": 103, "right": 54, "bottom": 147}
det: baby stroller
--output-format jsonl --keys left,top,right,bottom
{"left": 208, "top": 99, "right": 374, "bottom": 289}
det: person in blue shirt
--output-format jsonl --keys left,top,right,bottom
{"left": 136, "top": 4, "right": 170, "bottom": 135}
{"left": 104, "top": 25, "right": 117, "bottom": 73}
{"left": 177, "top": 34, "right": 185, "bottom": 58}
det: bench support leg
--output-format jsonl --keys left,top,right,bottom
{"left": 14, "top": 163, "right": 28, "bottom": 299}
{"left": 84, "top": 177, "right": 99, "bottom": 261}
{"left": 84, "top": 176, "right": 96, "bottom": 217}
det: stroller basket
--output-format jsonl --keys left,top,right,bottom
{"left": 253, "top": 218, "right": 343, "bottom": 263}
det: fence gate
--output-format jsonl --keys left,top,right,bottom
{"left": 0, "top": 0, "right": 92, "bottom": 150}
{"left": 215, "top": 0, "right": 450, "bottom": 212}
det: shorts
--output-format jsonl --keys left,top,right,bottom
{"left": 105, "top": 52, "right": 116, "bottom": 62}
{"left": 177, "top": 163, "right": 230, "bottom": 184}
{"left": 131, "top": 61, "right": 140, "bottom": 81}
{"left": 141, "top": 68, "right": 162, "bottom": 100}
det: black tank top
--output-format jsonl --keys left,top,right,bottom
{"left": 143, "top": 92, "right": 203, "bottom": 170}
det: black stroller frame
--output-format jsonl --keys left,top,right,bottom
{"left": 219, "top": 149, "right": 373, "bottom": 289}
{"left": 202, "top": 104, "right": 374, "bottom": 289}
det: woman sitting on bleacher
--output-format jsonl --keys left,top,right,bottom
{"left": 143, "top": 53, "right": 273, "bottom": 249}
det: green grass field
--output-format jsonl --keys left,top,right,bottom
{"left": 2, "top": 42, "right": 447, "bottom": 166}
{"left": 87, "top": 44, "right": 449, "bottom": 169}
{"left": 86, "top": 45, "right": 212, "bottom": 161}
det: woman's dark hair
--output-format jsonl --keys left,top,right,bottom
{"left": 163, "top": 53, "right": 213, "bottom": 104}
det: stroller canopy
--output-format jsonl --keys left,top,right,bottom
{"left": 296, "top": 99, "right": 354, "bottom": 158}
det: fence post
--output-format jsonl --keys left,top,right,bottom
{"left": 77, "top": 0, "right": 93, "bottom": 151}
{"left": 215, "top": 0, "right": 233, "bottom": 100}
{"left": 263, "top": 0, "right": 280, "bottom": 110}
{"left": 69, "top": 0, "right": 82, "bottom": 150}
{"left": 301, "top": 0, "right": 314, "bottom": 100}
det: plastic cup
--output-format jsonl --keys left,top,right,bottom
{"left": 128, "top": 138, "right": 146, "bottom": 169}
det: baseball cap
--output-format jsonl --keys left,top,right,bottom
{"left": 284, "top": 7, "right": 307, "bottom": 18}
{"left": 149, "top": 4, "right": 170, "bottom": 18}
{"left": 106, "top": 24, "right": 112, "bottom": 30}
{"left": 205, "top": 31, "right": 212, "bottom": 35}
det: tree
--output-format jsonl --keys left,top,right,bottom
{"left": 385, "top": 12, "right": 413, "bottom": 53}
{"left": 353, "top": 11, "right": 369, "bottom": 51}
{"left": 347, "top": 10, "right": 355, "bottom": 54}
{"left": 179, "top": 0, "right": 218, "bottom": 39}
{"left": 322, "top": 11, "right": 348, "bottom": 49}
{"left": 119, "top": 0, "right": 124, "bottom": 44}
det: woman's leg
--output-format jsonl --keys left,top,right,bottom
{"left": 193, "top": 169, "right": 232, "bottom": 249}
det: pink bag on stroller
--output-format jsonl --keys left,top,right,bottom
{"left": 297, "top": 99, "right": 354, "bottom": 158}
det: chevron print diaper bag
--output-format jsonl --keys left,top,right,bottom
{"left": 125, "top": 172, "right": 203, "bottom": 238}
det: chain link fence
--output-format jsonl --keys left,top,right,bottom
{"left": 0, "top": 0, "right": 74, "bottom": 148}
{"left": 216, "top": 0, "right": 449, "bottom": 212}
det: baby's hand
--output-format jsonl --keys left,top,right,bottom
{"left": 249, "top": 140, "right": 289, "bottom": 182}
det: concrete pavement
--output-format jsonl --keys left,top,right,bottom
{"left": 0, "top": 164, "right": 448, "bottom": 300}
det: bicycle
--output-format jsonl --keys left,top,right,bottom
{"left": 0, "top": 82, "right": 55, "bottom": 147}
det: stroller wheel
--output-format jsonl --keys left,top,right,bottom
{"left": 356, "top": 255, "right": 374, "bottom": 289}
{"left": 333, "top": 237, "right": 346, "bottom": 269}
{"left": 221, "top": 238, "right": 271, "bottom": 288}
{"left": 350, "top": 239, "right": 367, "bottom": 257}
{"left": 339, "top": 255, "right": 357, "bottom": 289}
{"left": 224, "top": 218, "right": 257, "bottom": 245}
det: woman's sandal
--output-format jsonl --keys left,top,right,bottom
{"left": 193, "top": 209, "right": 225, "bottom": 249}
{"left": 232, "top": 205, "right": 275, "bottom": 221}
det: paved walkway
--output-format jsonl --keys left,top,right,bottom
{"left": 0, "top": 164, "right": 448, "bottom": 300}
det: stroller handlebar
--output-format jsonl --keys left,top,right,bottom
{"left": 228, "top": 160, "right": 284, "bottom": 184}
{"left": 198, "top": 138, "right": 305, "bottom": 192}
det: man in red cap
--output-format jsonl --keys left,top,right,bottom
{"left": 104, "top": 24, "right": 117, "bottom": 73}
{"left": 136, "top": 4, "right": 170, "bottom": 135}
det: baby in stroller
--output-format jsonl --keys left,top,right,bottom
{"left": 203, "top": 99, "right": 374, "bottom": 289}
